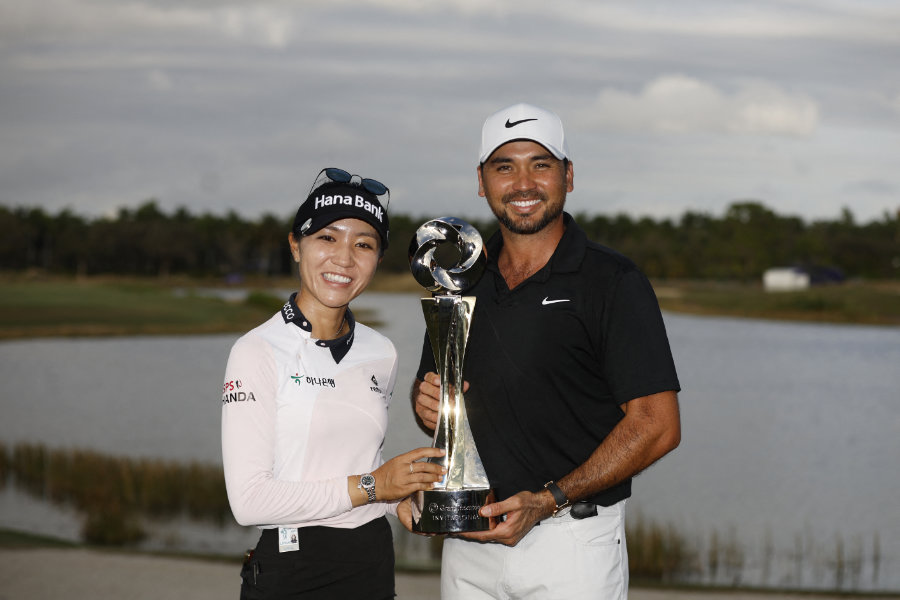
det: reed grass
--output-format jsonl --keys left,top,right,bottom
{"left": 626, "top": 513, "right": 698, "bottom": 582}
{"left": 0, "top": 442, "right": 7, "bottom": 487}
{"left": 6, "top": 442, "right": 228, "bottom": 545}
{"left": 2, "top": 441, "right": 889, "bottom": 591}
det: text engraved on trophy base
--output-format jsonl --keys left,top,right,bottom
{"left": 411, "top": 488, "right": 496, "bottom": 534}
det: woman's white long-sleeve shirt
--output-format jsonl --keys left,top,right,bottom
{"left": 221, "top": 296, "right": 398, "bottom": 530}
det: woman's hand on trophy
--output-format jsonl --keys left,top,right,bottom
{"left": 412, "top": 372, "right": 469, "bottom": 433}
{"left": 373, "top": 447, "right": 446, "bottom": 502}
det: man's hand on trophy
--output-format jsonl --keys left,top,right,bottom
{"left": 456, "top": 490, "right": 555, "bottom": 547}
{"left": 412, "top": 372, "right": 470, "bottom": 433}
{"left": 373, "top": 447, "right": 446, "bottom": 502}
{"left": 412, "top": 373, "right": 441, "bottom": 432}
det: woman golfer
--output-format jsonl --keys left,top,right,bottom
{"left": 222, "top": 167, "right": 444, "bottom": 599}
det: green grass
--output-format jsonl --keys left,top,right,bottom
{"left": 0, "top": 277, "right": 283, "bottom": 339}
{"left": 0, "top": 275, "right": 897, "bottom": 340}
{"left": 654, "top": 280, "right": 900, "bottom": 325}
{"left": 0, "top": 528, "right": 79, "bottom": 548}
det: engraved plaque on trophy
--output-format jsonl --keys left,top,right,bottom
{"left": 408, "top": 217, "right": 495, "bottom": 533}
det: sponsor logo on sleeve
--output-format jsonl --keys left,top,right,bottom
{"left": 370, "top": 374, "right": 383, "bottom": 394}
{"left": 222, "top": 379, "right": 256, "bottom": 404}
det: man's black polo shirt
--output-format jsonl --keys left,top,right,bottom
{"left": 417, "top": 213, "right": 680, "bottom": 507}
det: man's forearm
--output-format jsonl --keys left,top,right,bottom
{"left": 555, "top": 391, "right": 680, "bottom": 503}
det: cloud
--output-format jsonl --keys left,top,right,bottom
{"left": 580, "top": 75, "right": 819, "bottom": 137}
{"left": 0, "top": 0, "right": 299, "bottom": 48}
{"left": 576, "top": 1, "right": 900, "bottom": 44}
{"left": 5, "top": 0, "right": 899, "bottom": 49}
{"left": 306, "top": 118, "right": 366, "bottom": 151}
{"left": 215, "top": 5, "right": 297, "bottom": 48}
{"left": 146, "top": 68, "right": 173, "bottom": 92}
{"left": 0, "top": 0, "right": 896, "bottom": 225}
{"left": 843, "top": 179, "right": 898, "bottom": 196}
{"left": 370, "top": 0, "right": 900, "bottom": 45}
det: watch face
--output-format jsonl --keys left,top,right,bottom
{"left": 361, "top": 474, "right": 375, "bottom": 488}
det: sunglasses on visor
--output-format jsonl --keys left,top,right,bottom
{"left": 308, "top": 168, "right": 390, "bottom": 209}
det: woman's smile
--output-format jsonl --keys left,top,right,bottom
{"left": 323, "top": 272, "right": 352, "bottom": 285}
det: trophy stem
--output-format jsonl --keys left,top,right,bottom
{"left": 412, "top": 294, "right": 494, "bottom": 533}
{"left": 445, "top": 301, "right": 463, "bottom": 489}
{"left": 422, "top": 295, "right": 489, "bottom": 491}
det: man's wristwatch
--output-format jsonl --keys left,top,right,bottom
{"left": 544, "top": 481, "right": 571, "bottom": 516}
{"left": 358, "top": 473, "right": 376, "bottom": 503}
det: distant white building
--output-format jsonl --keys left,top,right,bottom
{"left": 763, "top": 267, "right": 810, "bottom": 291}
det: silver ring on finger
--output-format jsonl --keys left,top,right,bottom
{"left": 409, "top": 462, "right": 414, "bottom": 474}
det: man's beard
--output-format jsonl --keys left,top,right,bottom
{"left": 492, "top": 192, "right": 564, "bottom": 235}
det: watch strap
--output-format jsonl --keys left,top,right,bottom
{"left": 359, "top": 474, "right": 376, "bottom": 503}
{"left": 544, "top": 480, "right": 571, "bottom": 516}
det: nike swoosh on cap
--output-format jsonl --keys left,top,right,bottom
{"left": 505, "top": 118, "right": 538, "bottom": 128}
{"left": 542, "top": 297, "right": 570, "bottom": 305}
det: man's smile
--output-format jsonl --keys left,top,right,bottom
{"left": 508, "top": 198, "right": 541, "bottom": 209}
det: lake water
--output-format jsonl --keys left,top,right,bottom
{"left": 1, "top": 291, "right": 898, "bottom": 591}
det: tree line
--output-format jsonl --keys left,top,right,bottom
{"left": 2, "top": 200, "right": 898, "bottom": 281}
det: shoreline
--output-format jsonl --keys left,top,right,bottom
{"left": 1, "top": 276, "right": 899, "bottom": 342}
{"left": 1, "top": 546, "right": 898, "bottom": 600}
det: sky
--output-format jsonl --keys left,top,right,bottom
{"left": 2, "top": 0, "right": 899, "bottom": 226}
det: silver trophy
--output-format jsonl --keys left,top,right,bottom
{"left": 408, "top": 217, "right": 495, "bottom": 533}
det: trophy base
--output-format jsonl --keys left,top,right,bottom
{"left": 411, "top": 488, "right": 496, "bottom": 533}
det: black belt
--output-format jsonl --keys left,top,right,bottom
{"left": 535, "top": 501, "right": 598, "bottom": 525}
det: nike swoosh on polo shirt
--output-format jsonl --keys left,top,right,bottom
{"left": 542, "top": 297, "right": 570, "bottom": 305}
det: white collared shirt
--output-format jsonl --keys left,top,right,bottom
{"left": 222, "top": 303, "right": 397, "bottom": 530}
